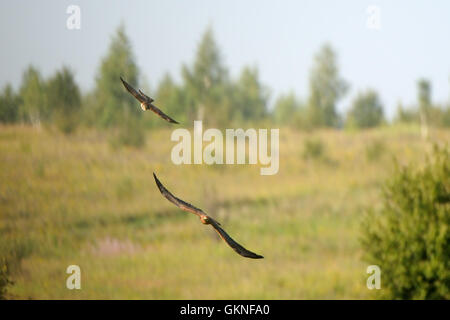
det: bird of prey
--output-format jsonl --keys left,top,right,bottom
{"left": 120, "top": 77, "right": 179, "bottom": 124}
{"left": 153, "top": 173, "right": 264, "bottom": 259}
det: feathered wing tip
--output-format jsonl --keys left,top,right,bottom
{"left": 148, "top": 106, "right": 180, "bottom": 124}
{"left": 168, "top": 117, "right": 179, "bottom": 124}
{"left": 210, "top": 221, "right": 264, "bottom": 259}
{"left": 153, "top": 172, "right": 165, "bottom": 194}
{"left": 119, "top": 76, "right": 128, "bottom": 88}
{"left": 120, "top": 76, "right": 144, "bottom": 102}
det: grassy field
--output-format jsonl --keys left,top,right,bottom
{"left": 0, "top": 124, "right": 448, "bottom": 299}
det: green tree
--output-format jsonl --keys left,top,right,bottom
{"left": 361, "top": 146, "right": 450, "bottom": 299}
{"left": 346, "top": 89, "right": 384, "bottom": 128}
{"left": 418, "top": 79, "right": 431, "bottom": 112}
{"left": 19, "top": 66, "right": 47, "bottom": 125}
{"left": 95, "top": 24, "right": 139, "bottom": 127}
{"left": 155, "top": 73, "right": 188, "bottom": 125}
{"left": 394, "top": 101, "right": 418, "bottom": 124}
{"left": 273, "top": 91, "right": 302, "bottom": 125}
{"left": 233, "top": 66, "right": 268, "bottom": 122}
{"left": 417, "top": 79, "right": 431, "bottom": 138}
{"left": 306, "top": 44, "right": 348, "bottom": 128}
{"left": 46, "top": 66, "right": 81, "bottom": 133}
{"left": 181, "top": 26, "right": 230, "bottom": 126}
{"left": 440, "top": 104, "right": 450, "bottom": 127}
{"left": 0, "top": 84, "right": 20, "bottom": 124}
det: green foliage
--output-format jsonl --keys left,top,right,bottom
{"left": 110, "top": 116, "right": 146, "bottom": 149}
{"left": 305, "top": 44, "right": 348, "bottom": 128}
{"left": 417, "top": 78, "right": 431, "bottom": 112}
{"left": 154, "top": 73, "right": 188, "bottom": 126}
{"left": 273, "top": 91, "right": 302, "bottom": 126}
{"left": 95, "top": 24, "right": 139, "bottom": 127}
{"left": 153, "top": 28, "right": 270, "bottom": 126}
{"left": 396, "top": 79, "right": 450, "bottom": 128}
{"left": 46, "top": 67, "right": 81, "bottom": 134}
{"left": 303, "top": 138, "right": 326, "bottom": 160}
{"left": 78, "top": 90, "right": 99, "bottom": 127}
{"left": 394, "top": 100, "right": 450, "bottom": 128}
{"left": 439, "top": 105, "right": 450, "bottom": 127}
{"left": 0, "top": 257, "right": 12, "bottom": 299}
{"left": 0, "top": 85, "right": 20, "bottom": 124}
{"left": 233, "top": 66, "right": 268, "bottom": 122}
{"left": 365, "top": 139, "right": 386, "bottom": 162}
{"left": 181, "top": 26, "right": 231, "bottom": 126}
{"left": 9, "top": 26, "right": 450, "bottom": 132}
{"left": 361, "top": 146, "right": 450, "bottom": 299}
{"left": 428, "top": 104, "right": 450, "bottom": 128}
{"left": 19, "top": 66, "right": 47, "bottom": 125}
{"left": 346, "top": 89, "right": 384, "bottom": 129}
{"left": 0, "top": 237, "right": 34, "bottom": 300}
{"left": 394, "top": 102, "right": 419, "bottom": 124}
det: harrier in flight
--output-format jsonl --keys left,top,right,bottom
{"left": 153, "top": 173, "right": 264, "bottom": 259}
{"left": 120, "top": 77, "right": 179, "bottom": 124}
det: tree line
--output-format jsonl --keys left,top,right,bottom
{"left": 1, "top": 24, "right": 450, "bottom": 134}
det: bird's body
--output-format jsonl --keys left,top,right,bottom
{"left": 120, "top": 77, "right": 179, "bottom": 124}
{"left": 153, "top": 173, "right": 263, "bottom": 259}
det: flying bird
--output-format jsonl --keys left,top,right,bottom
{"left": 120, "top": 77, "right": 179, "bottom": 124}
{"left": 153, "top": 173, "right": 264, "bottom": 259}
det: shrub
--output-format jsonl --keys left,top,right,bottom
{"left": 361, "top": 145, "right": 450, "bottom": 299}
{"left": 346, "top": 89, "right": 384, "bottom": 129}
{"left": 0, "top": 258, "right": 12, "bottom": 300}
{"left": 0, "top": 237, "right": 32, "bottom": 300}
{"left": 302, "top": 138, "right": 325, "bottom": 160}
{"left": 365, "top": 140, "right": 386, "bottom": 162}
{"left": 46, "top": 67, "right": 81, "bottom": 134}
{"left": 110, "top": 117, "right": 146, "bottom": 149}
{"left": 0, "top": 85, "right": 20, "bottom": 124}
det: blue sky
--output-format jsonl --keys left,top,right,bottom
{"left": 1, "top": 0, "right": 449, "bottom": 118}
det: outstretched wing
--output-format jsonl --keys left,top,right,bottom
{"left": 121, "top": 77, "right": 179, "bottom": 124}
{"left": 138, "top": 89, "right": 154, "bottom": 103}
{"left": 148, "top": 104, "right": 179, "bottom": 124}
{"left": 153, "top": 173, "right": 205, "bottom": 217}
{"left": 210, "top": 220, "right": 264, "bottom": 259}
{"left": 120, "top": 77, "right": 146, "bottom": 104}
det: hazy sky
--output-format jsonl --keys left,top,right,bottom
{"left": 1, "top": 0, "right": 449, "bottom": 118}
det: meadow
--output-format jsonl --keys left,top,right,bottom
{"left": 0, "top": 124, "right": 448, "bottom": 299}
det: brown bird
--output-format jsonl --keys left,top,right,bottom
{"left": 120, "top": 77, "right": 179, "bottom": 124}
{"left": 153, "top": 173, "right": 264, "bottom": 259}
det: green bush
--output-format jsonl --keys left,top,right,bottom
{"left": 0, "top": 85, "right": 20, "bottom": 124}
{"left": 365, "top": 139, "right": 386, "bottom": 162}
{"left": 0, "top": 238, "right": 30, "bottom": 300}
{"left": 361, "top": 146, "right": 450, "bottom": 299}
{"left": 110, "top": 117, "right": 146, "bottom": 149}
{"left": 302, "top": 138, "right": 325, "bottom": 160}
{"left": 46, "top": 67, "right": 81, "bottom": 134}
{"left": 0, "top": 258, "right": 12, "bottom": 300}
{"left": 346, "top": 89, "right": 384, "bottom": 129}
